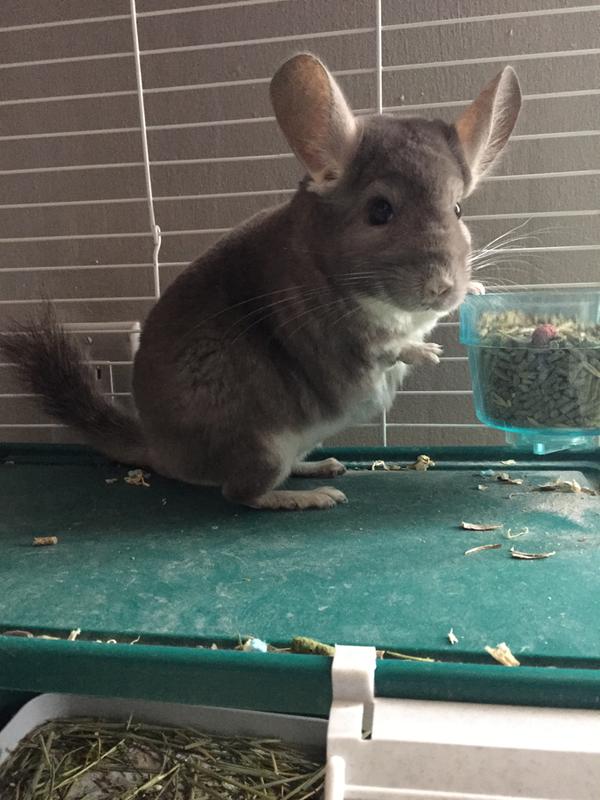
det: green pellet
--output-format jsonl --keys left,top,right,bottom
{"left": 475, "top": 310, "right": 600, "bottom": 430}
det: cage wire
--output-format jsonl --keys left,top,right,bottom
{"left": 0, "top": 0, "right": 599, "bottom": 447}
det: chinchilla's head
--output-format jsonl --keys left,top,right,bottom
{"left": 270, "top": 53, "right": 521, "bottom": 315}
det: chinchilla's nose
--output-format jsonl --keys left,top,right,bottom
{"left": 423, "top": 273, "right": 454, "bottom": 304}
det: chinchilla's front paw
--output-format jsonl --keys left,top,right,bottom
{"left": 467, "top": 280, "right": 486, "bottom": 295}
{"left": 398, "top": 341, "right": 443, "bottom": 366}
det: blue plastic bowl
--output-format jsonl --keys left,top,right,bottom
{"left": 459, "top": 289, "right": 600, "bottom": 454}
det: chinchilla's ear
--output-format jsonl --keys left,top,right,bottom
{"left": 454, "top": 66, "right": 522, "bottom": 194}
{"left": 270, "top": 53, "right": 360, "bottom": 191}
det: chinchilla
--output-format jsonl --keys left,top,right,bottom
{"left": 2, "top": 53, "right": 521, "bottom": 510}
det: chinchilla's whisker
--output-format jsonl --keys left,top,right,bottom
{"left": 276, "top": 297, "right": 350, "bottom": 341}
{"left": 221, "top": 277, "right": 379, "bottom": 344}
{"left": 221, "top": 288, "right": 335, "bottom": 341}
{"left": 180, "top": 283, "right": 325, "bottom": 341}
{"left": 469, "top": 221, "right": 583, "bottom": 268}
{"left": 474, "top": 257, "right": 540, "bottom": 272}
{"left": 225, "top": 284, "right": 362, "bottom": 345}
{"left": 328, "top": 300, "right": 367, "bottom": 334}
{"left": 484, "top": 276, "right": 525, "bottom": 289}
{"left": 469, "top": 219, "right": 569, "bottom": 254}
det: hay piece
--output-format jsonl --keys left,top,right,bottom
{"left": 32, "top": 536, "right": 58, "bottom": 546}
{"left": 510, "top": 547, "right": 556, "bottom": 560}
{"left": 370, "top": 455, "right": 435, "bottom": 472}
{"left": 385, "top": 650, "right": 435, "bottom": 663}
{"left": 464, "top": 543, "right": 502, "bottom": 556}
{"left": 497, "top": 472, "right": 523, "bottom": 485}
{"left": 370, "top": 460, "right": 389, "bottom": 471}
{"left": 409, "top": 455, "right": 435, "bottom": 471}
{"left": 0, "top": 718, "right": 325, "bottom": 799}
{"left": 534, "top": 478, "right": 596, "bottom": 495}
{"left": 461, "top": 522, "right": 503, "bottom": 531}
{"left": 506, "top": 527, "right": 528, "bottom": 539}
{"left": 485, "top": 642, "right": 520, "bottom": 667}
{"left": 124, "top": 469, "right": 150, "bottom": 487}
{"left": 291, "top": 636, "right": 335, "bottom": 656}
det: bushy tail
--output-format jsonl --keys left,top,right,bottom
{"left": 1, "top": 305, "right": 149, "bottom": 465}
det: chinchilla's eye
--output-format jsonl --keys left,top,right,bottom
{"left": 368, "top": 197, "right": 394, "bottom": 226}
{"left": 454, "top": 202, "right": 462, "bottom": 219}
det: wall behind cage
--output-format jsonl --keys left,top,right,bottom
{"left": 1, "top": 0, "right": 599, "bottom": 447}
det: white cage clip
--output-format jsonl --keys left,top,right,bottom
{"left": 326, "top": 644, "right": 600, "bottom": 800}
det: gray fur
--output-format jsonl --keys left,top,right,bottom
{"left": 1, "top": 55, "right": 521, "bottom": 510}
{"left": 1, "top": 304, "right": 148, "bottom": 464}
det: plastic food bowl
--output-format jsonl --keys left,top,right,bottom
{"left": 459, "top": 289, "right": 600, "bottom": 454}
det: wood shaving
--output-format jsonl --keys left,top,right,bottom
{"left": 448, "top": 628, "right": 459, "bottom": 645}
{"left": 497, "top": 472, "right": 523, "bottom": 485}
{"left": 464, "top": 543, "right": 502, "bottom": 556}
{"left": 461, "top": 521, "right": 503, "bottom": 531}
{"left": 510, "top": 547, "right": 556, "bottom": 560}
{"left": 485, "top": 642, "right": 520, "bottom": 667}
{"left": 124, "top": 468, "right": 150, "bottom": 487}
{"left": 500, "top": 459, "right": 517, "bottom": 466}
{"left": 507, "top": 527, "right": 528, "bottom": 539}
{"left": 533, "top": 478, "right": 596, "bottom": 495}
{"left": 104, "top": 477, "right": 119, "bottom": 485}
{"left": 477, "top": 484, "right": 489, "bottom": 491}
{"left": 68, "top": 628, "right": 81, "bottom": 641}
{"left": 32, "top": 536, "right": 58, "bottom": 546}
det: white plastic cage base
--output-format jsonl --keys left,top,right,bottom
{"left": 325, "top": 645, "right": 600, "bottom": 800}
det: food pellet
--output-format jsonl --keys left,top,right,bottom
{"left": 474, "top": 311, "right": 600, "bottom": 430}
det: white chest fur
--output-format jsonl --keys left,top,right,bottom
{"left": 276, "top": 299, "right": 443, "bottom": 462}
{"left": 351, "top": 298, "right": 442, "bottom": 421}
{"left": 359, "top": 297, "right": 441, "bottom": 342}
